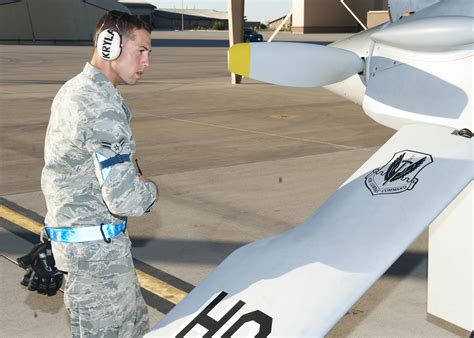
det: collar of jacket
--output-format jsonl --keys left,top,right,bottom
{"left": 82, "top": 62, "right": 123, "bottom": 102}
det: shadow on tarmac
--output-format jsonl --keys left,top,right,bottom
{"left": 23, "top": 290, "right": 64, "bottom": 314}
{"left": 0, "top": 228, "right": 426, "bottom": 279}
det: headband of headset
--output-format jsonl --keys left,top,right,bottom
{"left": 96, "top": 11, "right": 127, "bottom": 61}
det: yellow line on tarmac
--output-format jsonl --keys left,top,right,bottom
{"left": 136, "top": 269, "right": 187, "bottom": 304}
{"left": 0, "top": 205, "right": 44, "bottom": 234}
{"left": 0, "top": 204, "right": 187, "bottom": 305}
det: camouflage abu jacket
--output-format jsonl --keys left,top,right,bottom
{"left": 41, "top": 63, "right": 157, "bottom": 271}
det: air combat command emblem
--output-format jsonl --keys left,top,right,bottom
{"left": 365, "top": 150, "right": 433, "bottom": 195}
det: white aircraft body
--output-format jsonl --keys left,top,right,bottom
{"left": 149, "top": 0, "right": 473, "bottom": 336}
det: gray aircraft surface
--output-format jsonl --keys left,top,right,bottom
{"left": 149, "top": 0, "right": 473, "bottom": 336}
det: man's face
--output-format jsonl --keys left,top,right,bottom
{"left": 112, "top": 28, "right": 151, "bottom": 85}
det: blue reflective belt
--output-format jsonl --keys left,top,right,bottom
{"left": 99, "top": 154, "right": 130, "bottom": 170}
{"left": 45, "top": 221, "right": 126, "bottom": 243}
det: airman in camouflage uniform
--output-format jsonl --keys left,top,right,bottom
{"left": 41, "top": 12, "right": 156, "bottom": 337}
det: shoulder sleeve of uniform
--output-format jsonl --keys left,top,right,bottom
{"left": 76, "top": 103, "right": 156, "bottom": 217}
{"left": 74, "top": 98, "right": 130, "bottom": 160}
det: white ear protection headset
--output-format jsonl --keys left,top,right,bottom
{"left": 95, "top": 11, "right": 126, "bottom": 61}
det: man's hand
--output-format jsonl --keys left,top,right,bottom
{"left": 138, "top": 174, "right": 150, "bottom": 182}
{"left": 140, "top": 175, "right": 159, "bottom": 200}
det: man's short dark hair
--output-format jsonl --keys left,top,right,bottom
{"left": 94, "top": 10, "right": 151, "bottom": 45}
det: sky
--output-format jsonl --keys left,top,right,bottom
{"left": 146, "top": 0, "right": 293, "bottom": 23}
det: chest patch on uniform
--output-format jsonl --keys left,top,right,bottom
{"left": 102, "top": 138, "right": 126, "bottom": 154}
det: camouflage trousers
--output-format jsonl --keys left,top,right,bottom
{"left": 63, "top": 253, "right": 149, "bottom": 337}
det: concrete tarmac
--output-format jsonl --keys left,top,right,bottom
{"left": 0, "top": 31, "right": 468, "bottom": 337}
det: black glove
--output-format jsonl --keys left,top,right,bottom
{"left": 17, "top": 240, "right": 63, "bottom": 296}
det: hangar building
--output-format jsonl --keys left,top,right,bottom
{"left": 0, "top": 0, "right": 129, "bottom": 43}
{"left": 292, "top": 0, "right": 388, "bottom": 33}
{"left": 0, "top": 0, "right": 390, "bottom": 43}
{"left": 118, "top": 0, "right": 155, "bottom": 27}
{"left": 153, "top": 8, "right": 228, "bottom": 31}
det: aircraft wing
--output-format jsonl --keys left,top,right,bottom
{"left": 147, "top": 123, "right": 472, "bottom": 337}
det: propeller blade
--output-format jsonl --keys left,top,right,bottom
{"left": 228, "top": 42, "right": 364, "bottom": 87}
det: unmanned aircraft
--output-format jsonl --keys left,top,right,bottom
{"left": 148, "top": 0, "right": 473, "bottom": 336}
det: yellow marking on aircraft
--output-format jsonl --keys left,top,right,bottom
{"left": 228, "top": 43, "right": 250, "bottom": 77}
{"left": 0, "top": 203, "right": 188, "bottom": 305}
